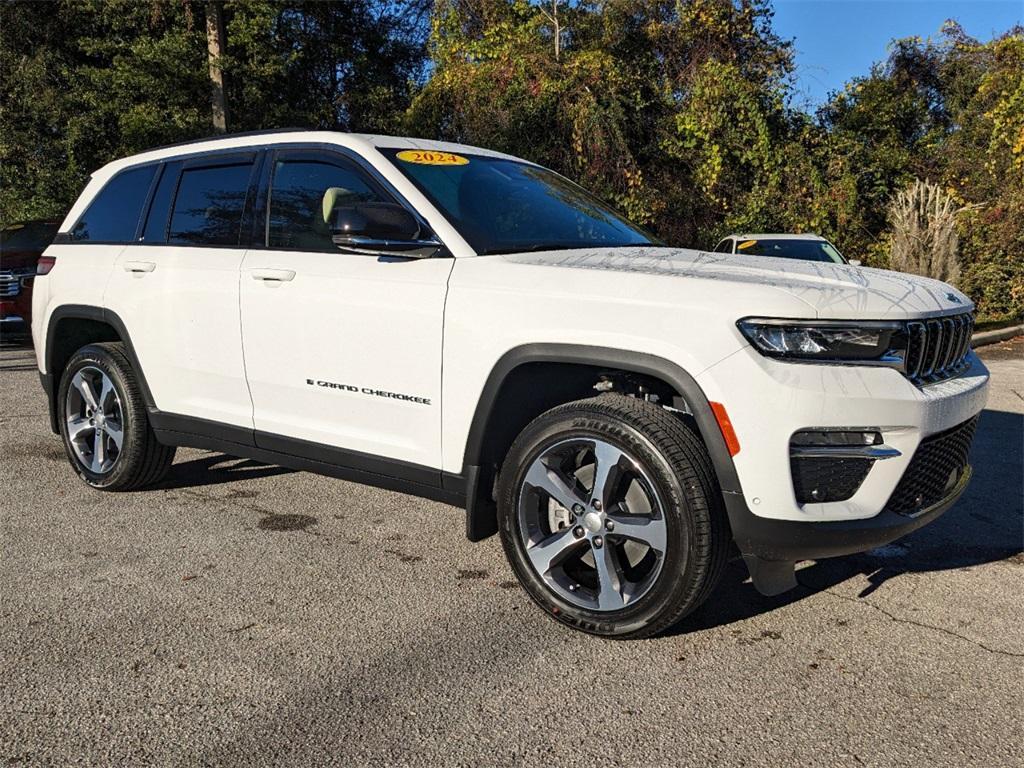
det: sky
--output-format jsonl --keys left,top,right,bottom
{"left": 770, "top": 0, "right": 1023, "bottom": 108}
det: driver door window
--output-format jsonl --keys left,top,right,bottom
{"left": 267, "top": 152, "right": 385, "bottom": 251}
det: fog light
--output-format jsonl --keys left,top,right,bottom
{"left": 791, "top": 430, "right": 882, "bottom": 447}
{"left": 789, "top": 429, "right": 898, "bottom": 505}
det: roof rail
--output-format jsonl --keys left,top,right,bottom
{"left": 146, "top": 127, "right": 330, "bottom": 153}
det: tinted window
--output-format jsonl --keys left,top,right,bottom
{"left": 384, "top": 150, "right": 658, "bottom": 255}
{"left": 268, "top": 155, "right": 383, "bottom": 251}
{"left": 141, "top": 162, "right": 182, "bottom": 243}
{"left": 714, "top": 240, "right": 732, "bottom": 253}
{"left": 168, "top": 161, "right": 254, "bottom": 246}
{"left": 71, "top": 165, "right": 157, "bottom": 243}
{"left": 735, "top": 238, "right": 846, "bottom": 264}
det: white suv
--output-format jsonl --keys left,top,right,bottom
{"left": 32, "top": 130, "right": 989, "bottom": 638}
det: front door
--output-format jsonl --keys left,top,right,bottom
{"left": 239, "top": 149, "right": 452, "bottom": 472}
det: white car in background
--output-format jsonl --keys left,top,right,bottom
{"left": 713, "top": 233, "right": 861, "bottom": 266}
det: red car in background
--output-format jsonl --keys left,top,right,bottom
{"left": 0, "top": 220, "right": 60, "bottom": 336}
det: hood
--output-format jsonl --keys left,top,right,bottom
{"left": 503, "top": 246, "right": 972, "bottom": 320}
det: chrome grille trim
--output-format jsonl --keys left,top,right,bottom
{"left": 905, "top": 311, "right": 974, "bottom": 386}
{"left": 0, "top": 271, "right": 22, "bottom": 298}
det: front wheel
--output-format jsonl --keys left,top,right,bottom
{"left": 496, "top": 394, "right": 729, "bottom": 639}
{"left": 58, "top": 342, "right": 175, "bottom": 490}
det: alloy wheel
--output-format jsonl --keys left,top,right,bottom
{"left": 65, "top": 366, "right": 124, "bottom": 474}
{"left": 517, "top": 437, "right": 668, "bottom": 611}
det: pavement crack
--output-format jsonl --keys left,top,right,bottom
{"left": 813, "top": 583, "right": 1024, "bottom": 658}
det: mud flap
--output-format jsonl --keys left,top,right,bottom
{"left": 742, "top": 555, "right": 798, "bottom": 596}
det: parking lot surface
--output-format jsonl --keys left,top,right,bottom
{"left": 1, "top": 337, "right": 1022, "bottom": 767}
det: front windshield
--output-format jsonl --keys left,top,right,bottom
{"left": 381, "top": 149, "right": 659, "bottom": 255}
{"left": 0, "top": 221, "right": 59, "bottom": 251}
{"left": 735, "top": 237, "right": 847, "bottom": 264}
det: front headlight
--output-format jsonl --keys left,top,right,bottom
{"left": 737, "top": 318, "right": 907, "bottom": 367}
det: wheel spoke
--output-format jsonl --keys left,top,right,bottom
{"left": 592, "top": 542, "right": 625, "bottom": 610}
{"left": 104, "top": 420, "right": 124, "bottom": 450}
{"left": 73, "top": 372, "right": 99, "bottom": 411}
{"left": 526, "top": 526, "right": 584, "bottom": 575}
{"left": 524, "top": 459, "right": 586, "bottom": 512}
{"left": 92, "top": 429, "right": 107, "bottom": 472}
{"left": 590, "top": 441, "right": 625, "bottom": 508}
{"left": 67, "top": 417, "right": 94, "bottom": 443}
{"left": 98, "top": 376, "right": 116, "bottom": 413}
{"left": 607, "top": 513, "right": 667, "bottom": 553}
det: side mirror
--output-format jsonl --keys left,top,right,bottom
{"left": 848, "top": 259, "right": 862, "bottom": 267}
{"left": 330, "top": 203, "right": 441, "bottom": 258}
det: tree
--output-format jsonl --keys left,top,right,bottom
{"left": 206, "top": 1, "right": 229, "bottom": 132}
{"left": 888, "top": 178, "right": 962, "bottom": 283}
{"left": 406, "top": 0, "right": 796, "bottom": 245}
{"left": 0, "top": 1, "right": 430, "bottom": 223}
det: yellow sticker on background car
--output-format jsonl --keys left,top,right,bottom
{"left": 396, "top": 149, "right": 469, "bottom": 166}
{"left": 737, "top": 239, "right": 758, "bottom": 250}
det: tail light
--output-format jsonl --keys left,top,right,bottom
{"left": 36, "top": 255, "right": 56, "bottom": 275}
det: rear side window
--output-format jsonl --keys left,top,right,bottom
{"left": 267, "top": 153, "right": 383, "bottom": 251}
{"left": 714, "top": 239, "right": 733, "bottom": 253}
{"left": 70, "top": 165, "right": 157, "bottom": 243}
{"left": 168, "top": 160, "right": 254, "bottom": 246}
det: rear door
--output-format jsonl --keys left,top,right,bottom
{"left": 239, "top": 147, "right": 452, "bottom": 472}
{"left": 105, "top": 152, "right": 260, "bottom": 429}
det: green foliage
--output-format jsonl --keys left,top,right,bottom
{"left": 0, "top": 0, "right": 428, "bottom": 224}
{"left": 0, "top": 1, "right": 1019, "bottom": 321}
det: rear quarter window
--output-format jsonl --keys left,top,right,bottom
{"left": 70, "top": 165, "right": 158, "bottom": 243}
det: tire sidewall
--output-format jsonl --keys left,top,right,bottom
{"left": 58, "top": 345, "right": 145, "bottom": 490}
{"left": 498, "top": 406, "right": 704, "bottom": 637}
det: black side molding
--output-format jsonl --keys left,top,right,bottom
{"left": 150, "top": 411, "right": 466, "bottom": 508}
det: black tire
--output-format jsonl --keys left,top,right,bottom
{"left": 58, "top": 342, "right": 175, "bottom": 490}
{"left": 496, "top": 394, "right": 729, "bottom": 639}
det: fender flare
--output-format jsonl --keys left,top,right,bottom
{"left": 41, "top": 304, "right": 157, "bottom": 432}
{"left": 460, "top": 343, "right": 744, "bottom": 540}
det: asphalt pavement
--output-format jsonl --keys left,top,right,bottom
{"left": 1, "top": 337, "right": 1022, "bottom": 767}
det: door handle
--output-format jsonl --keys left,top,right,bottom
{"left": 251, "top": 268, "right": 296, "bottom": 282}
{"left": 123, "top": 261, "right": 156, "bottom": 273}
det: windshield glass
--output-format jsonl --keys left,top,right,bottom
{"left": 735, "top": 237, "right": 847, "bottom": 264}
{"left": 0, "top": 221, "right": 59, "bottom": 252}
{"left": 381, "top": 149, "right": 659, "bottom": 254}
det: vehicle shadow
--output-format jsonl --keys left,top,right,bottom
{"left": 157, "top": 453, "right": 294, "bottom": 490}
{"left": 0, "top": 335, "right": 38, "bottom": 371}
{"left": 673, "top": 407, "right": 1024, "bottom": 635}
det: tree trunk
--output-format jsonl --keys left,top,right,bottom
{"left": 205, "top": 1, "right": 228, "bottom": 133}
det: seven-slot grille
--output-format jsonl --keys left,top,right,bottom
{"left": 886, "top": 415, "right": 978, "bottom": 516}
{"left": 0, "top": 270, "right": 21, "bottom": 298}
{"left": 902, "top": 312, "right": 974, "bottom": 384}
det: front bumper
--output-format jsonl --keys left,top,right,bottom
{"left": 724, "top": 465, "right": 972, "bottom": 595}
{"left": 728, "top": 463, "right": 971, "bottom": 563}
{"left": 696, "top": 346, "right": 989, "bottom": 595}
{"left": 698, "top": 346, "right": 989, "bottom": 523}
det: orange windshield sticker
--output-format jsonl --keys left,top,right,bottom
{"left": 396, "top": 150, "right": 469, "bottom": 166}
{"left": 737, "top": 240, "right": 757, "bottom": 250}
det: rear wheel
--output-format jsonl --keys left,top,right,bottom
{"left": 496, "top": 394, "right": 728, "bottom": 639}
{"left": 58, "top": 343, "right": 175, "bottom": 490}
